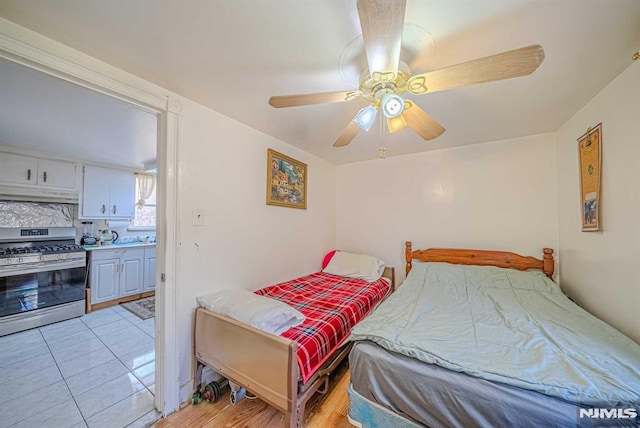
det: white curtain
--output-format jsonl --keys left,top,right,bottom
{"left": 136, "top": 173, "right": 156, "bottom": 208}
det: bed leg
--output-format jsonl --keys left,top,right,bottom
{"left": 297, "top": 402, "right": 306, "bottom": 427}
{"left": 285, "top": 411, "right": 295, "bottom": 428}
{"left": 191, "top": 361, "right": 204, "bottom": 404}
{"left": 285, "top": 406, "right": 304, "bottom": 428}
{"left": 194, "top": 360, "right": 203, "bottom": 392}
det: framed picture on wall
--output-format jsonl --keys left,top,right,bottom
{"left": 266, "top": 149, "right": 307, "bottom": 209}
{"left": 577, "top": 123, "right": 602, "bottom": 231}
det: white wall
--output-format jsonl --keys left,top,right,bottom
{"left": 175, "top": 100, "right": 336, "bottom": 399}
{"left": 336, "top": 133, "right": 559, "bottom": 282}
{"left": 556, "top": 62, "right": 640, "bottom": 343}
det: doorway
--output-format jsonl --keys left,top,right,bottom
{"left": 0, "top": 24, "right": 180, "bottom": 424}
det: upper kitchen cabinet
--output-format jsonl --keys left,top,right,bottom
{"left": 82, "top": 165, "right": 135, "bottom": 218}
{"left": 0, "top": 153, "right": 36, "bottom": 185}
{"left": 36, "top": 159, "right": 77, "bottom": 188}
{"left": 0, "top": 152, "right": 76, "bottom": 189}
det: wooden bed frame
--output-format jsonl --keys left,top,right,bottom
{"left": 346, "top": 243, "right": 557, "bottom": 427}
{"left": 405, "top": 241, "right": 555, "bottom": 278}
{"left": 194, "top": 267, "right": 395, "bottom": 428}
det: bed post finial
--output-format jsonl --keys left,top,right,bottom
{"left": 543, "top": 248, "right": 554, "bottom": 279}
{"left": 405, "top": 241, "right": 413, "bottom": 276}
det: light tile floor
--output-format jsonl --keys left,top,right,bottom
{"left": 0, "top": 305, "right": 159, "bottom": 428}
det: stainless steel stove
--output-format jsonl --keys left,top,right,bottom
{"left": 0, "top": 227, "right": 86, "bottom": 336}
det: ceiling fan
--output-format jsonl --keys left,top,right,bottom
{"left": 268, "top": 0, "right": 545, "bottom": 148}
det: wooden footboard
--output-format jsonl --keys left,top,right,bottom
{"left": 195, "top": 308, "right": 297, "bottom": 416}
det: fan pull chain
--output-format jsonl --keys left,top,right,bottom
{"left": 379, "top": 111, "right": 388, "bottom": 159}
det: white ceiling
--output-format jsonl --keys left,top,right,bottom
{"left": 1, "top": 0, "right": 639, "bottom": 165}
{"left": 0, "top": 58, "right": 157, "bottom": 169}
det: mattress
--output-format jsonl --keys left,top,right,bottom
{"left": 255, "top": 272, "right": 390, "bottom": 383}
{"left": 349, "top": 340, "right": 591, "bottom": 428}
{"left": 350, "top": 262, "right": 640, "bottom": 406}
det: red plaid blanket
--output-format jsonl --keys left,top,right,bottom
{"left": 255, "top": 272, "right": 390, "bottom": 384}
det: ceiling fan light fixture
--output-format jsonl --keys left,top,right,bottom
{"left": 353, "top": 105, "right": 378, "bottom": 131}
{"left": 381, "top": 93, "right": 405, "bottom": 119}
{"left": 268, "top": 0, "right": 545, "bottom": 151}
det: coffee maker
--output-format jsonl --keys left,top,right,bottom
{"left": 80, "top": 221, "right": 97, "bottom": 246}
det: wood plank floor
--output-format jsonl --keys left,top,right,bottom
{"left": 153, "top": 361, "right": 353, "bottom": 428}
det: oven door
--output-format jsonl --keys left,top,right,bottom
{"left": 0, "top": 259, "right": 86, "bottom": 318}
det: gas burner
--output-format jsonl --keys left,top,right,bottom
{"left": 1, "top": 248, "right": 30, "bottom": 255}
{"left": 0, "top": 243, "right": 86, "bottom": 259}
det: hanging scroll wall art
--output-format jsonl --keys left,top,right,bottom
{"left": 577, "top": 123, "right": 602, "bottom": 231}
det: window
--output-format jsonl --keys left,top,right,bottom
{"left": 131, "top": 173, "right": 156, "bottom": 229}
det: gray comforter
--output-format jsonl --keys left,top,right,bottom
{"left": 350, "top": 262, "right": 640, "bottom": 406}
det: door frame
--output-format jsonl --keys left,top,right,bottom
{"left": 0, "top": 18, "right": 181, "bottom": 415}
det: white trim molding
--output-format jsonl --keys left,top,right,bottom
{"left": 154, "top": 98, "right": 181, "bottom": 414}
{"left": 0, "top": 17, "right": 181, "bottom": 416}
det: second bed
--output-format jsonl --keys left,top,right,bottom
{"left": 348, "top": 242, "right": 640, "bottom": 428}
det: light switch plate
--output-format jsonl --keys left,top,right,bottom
{"left": 192, "top": 209, "right": 205, "bottom": 226}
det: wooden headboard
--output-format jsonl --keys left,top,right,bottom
{"left": 405, "top": 242, "right": 554, "bottom": 279}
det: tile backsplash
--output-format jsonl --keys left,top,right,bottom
{"left": 0, "top": 201, "right": 74, "bottom": 228}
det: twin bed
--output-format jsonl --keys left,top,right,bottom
{"left": 194, "top": 258, "right": 394, "bottom": 428}
{"left": 194, "top": 243, "right": 640, "bottom": 428}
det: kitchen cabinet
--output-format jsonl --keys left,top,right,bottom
{"left": 0, "top": 152, "right": 76, "bottom": 189}
{"left": 143, "top": 246, "right": 156, "bottom": 292}
{"left": 82, "top": 165, "right": 135, "bottom": 219}
{"left": 90, "top": 247, "right": 146, "bottom": 304}
{"left": 91, "top": 257, "right": 119, "bottom": 303}
{"left": 120, "top": 249, "right": 144, "bottom": 297}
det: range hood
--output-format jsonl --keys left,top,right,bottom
{"left": 0, "top": 185, "right": 79, "bottom": 203}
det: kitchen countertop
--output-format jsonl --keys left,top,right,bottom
{"left": 84, "top": 242, "right": 156, "bottom": 251}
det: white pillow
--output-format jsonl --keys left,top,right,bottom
{"left": 322, "top": 251, "right": 385, "bottom": 282}
{"left": 197, "top": 290, "right": 305, "bottom": 335}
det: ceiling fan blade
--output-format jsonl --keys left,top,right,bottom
{"left": 386, "top": 115, "right": 407, "bottom": 133}
{"left": 407, "top": 44, "right": 545, "bottom": 95}
{"left": 403, "top": 101, "right": 445, "bottom": 141}
{"left": 269, "top": 90, "right": 362, "bottom": 108}
{"left": 357, "top": 0, "right": 406, "bottom": 78}
{"left": 333, "top": 121, "right": 361, "bottom": 147}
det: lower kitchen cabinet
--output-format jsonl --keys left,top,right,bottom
{"left": 120, "top": 249, "right": 144, "bottom": 297}
{"left": 89, "top": 246, "right": 154, "bottom": 305}
{"left": 144, "top": 246, "right": 156, "bottom": 292}
{"left": 92, "top": 257, "right": 120, "bottom": 303}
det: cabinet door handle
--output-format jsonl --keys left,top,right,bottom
{"left": 116, "top": 264, "right": 119, "bottom": 273}
{"left": 101, "top": 204, "right": 106, "bottom": 214}
{"left": 113, "top": 205, "right": 117, "bottom": 214}
{"left": 43, "top": 171, "right": 47, "bottom": 182}
{"left": 27, "top": 169, "right": 32, "bottom": 181}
